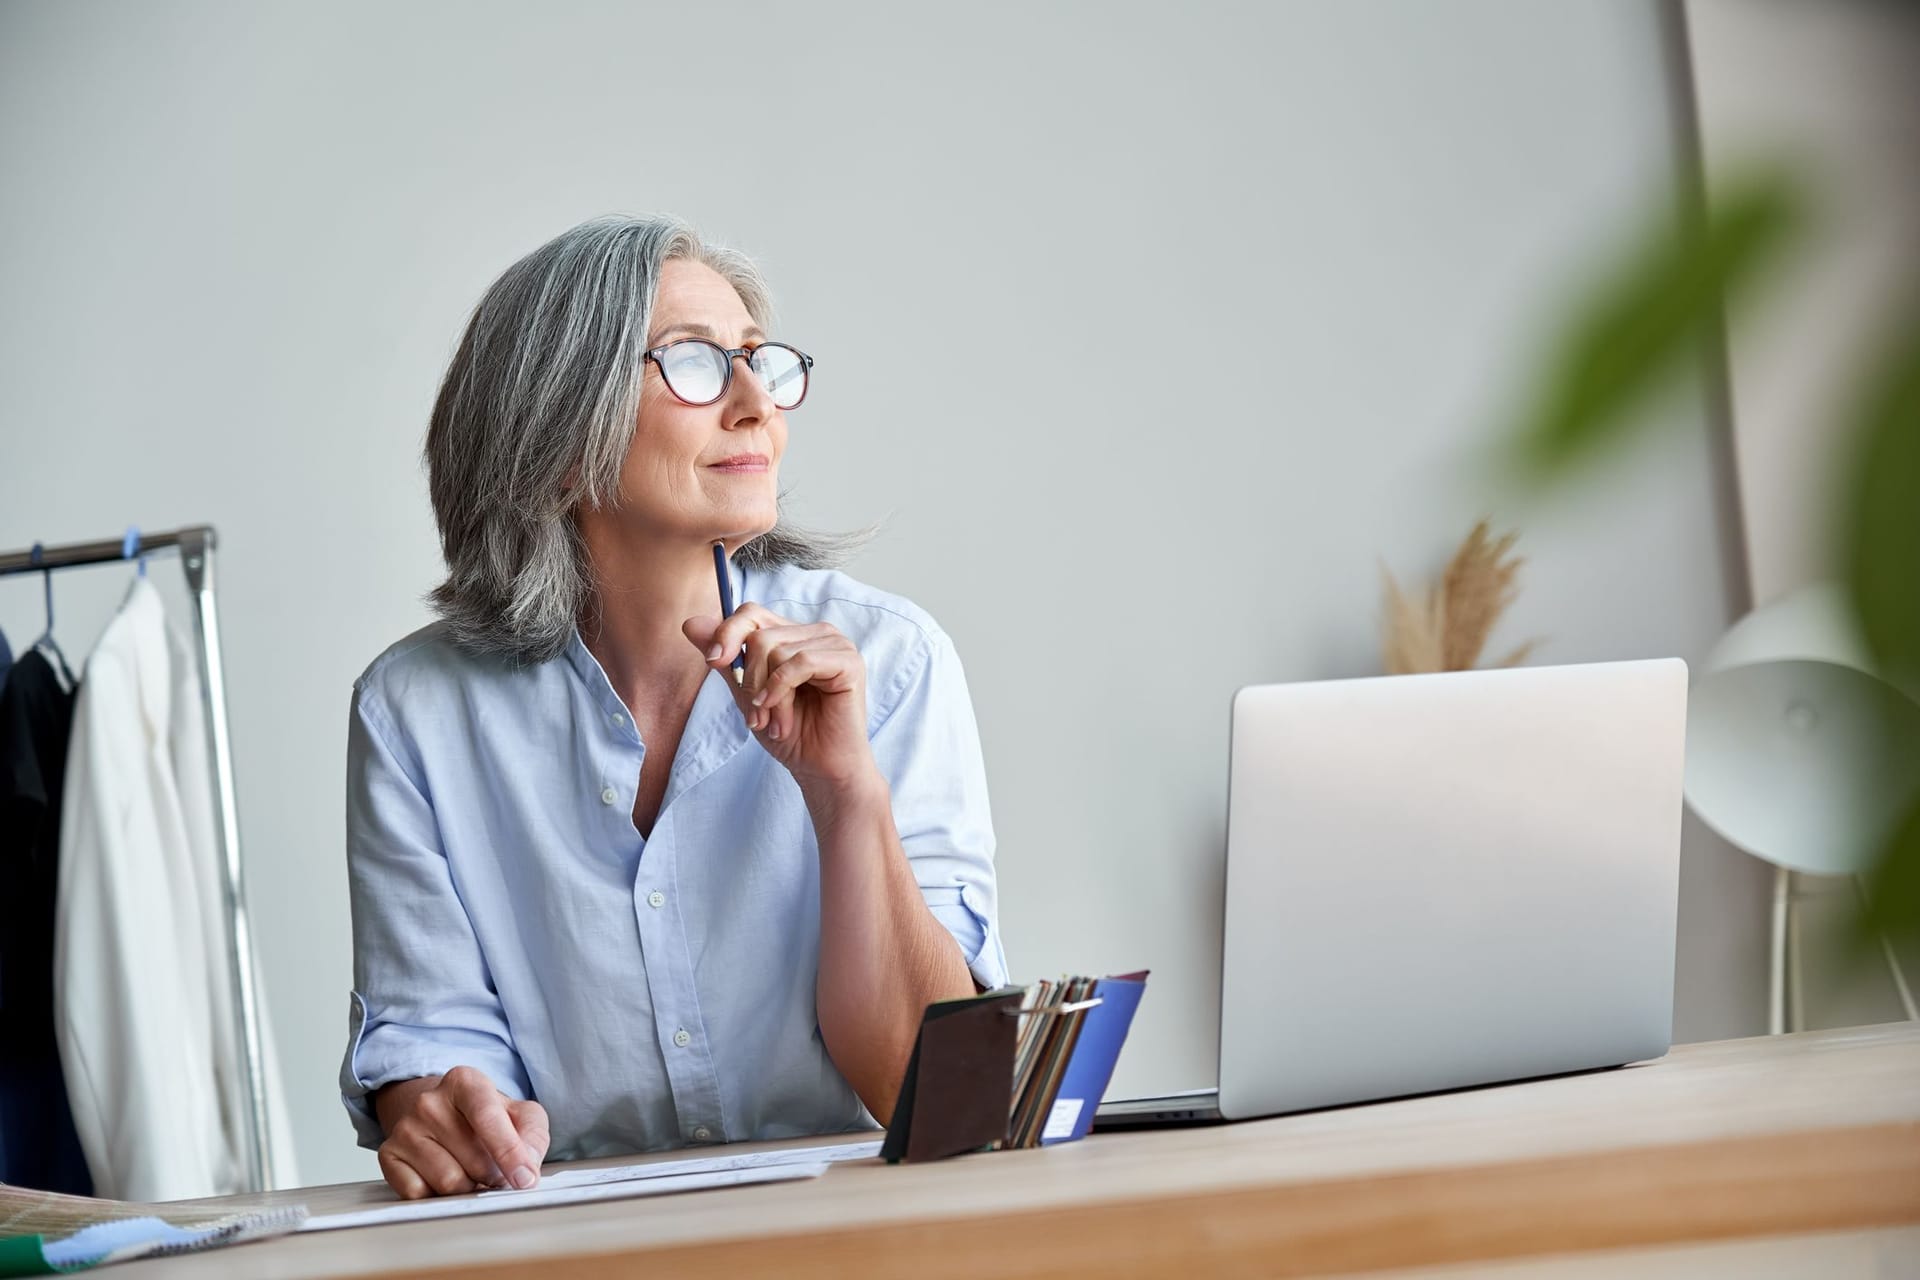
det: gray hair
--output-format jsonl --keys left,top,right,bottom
{"left": 425, "top": 214, "right": 864, "bottom": 665}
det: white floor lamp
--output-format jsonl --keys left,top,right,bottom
{"left": 1684, "top": 582, "right": 1920, "bottom": 1033}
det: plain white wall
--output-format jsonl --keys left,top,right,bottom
{"left": 0, "top": 0, "right": 1770, "bottom": 1188}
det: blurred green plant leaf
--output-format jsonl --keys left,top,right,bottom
{"left": 1841, "top": 304, "right": 1920, "bottom": 942}
{"left": 1841, "top": 306, "right": 1920, "bottom": 694}
{"left": 1508, "top": 171, "right": 1803, "bottom": 481}
{"left": 1859, "top": 793, "right": 1920, "bottom": 945}
{"left": 1500, "top": 165, "right": 1920, "bottom": 950}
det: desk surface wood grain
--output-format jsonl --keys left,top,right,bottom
{"left": 114, "top": 1023, "right": 1920, "bottom": 1279}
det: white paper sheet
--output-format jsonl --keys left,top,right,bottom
{"left": 534, "top": 1137, "right": 883, "bottom": 1191}
{"left": 298, "top": 1162, "right": 826, "bottom": 1232}
{"left": 296, "top": 1139, "right": 882, "bottom": 1233}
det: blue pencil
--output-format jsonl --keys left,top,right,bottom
{"left": 712, "top": 541, "right": 746, "bottom": 685}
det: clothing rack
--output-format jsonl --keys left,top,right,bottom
{"left": 0, "top": 524, "right": 275, "bottom": 1193}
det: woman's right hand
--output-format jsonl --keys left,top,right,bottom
{"left": 372, "top": 1066, "right": 550, "bottom": 1198}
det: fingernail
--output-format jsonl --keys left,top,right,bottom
{"left": 769, "top": 721, "right": 782, "bottom": 740}
{"left": 511, "top": 1166, "right": 536, "bottom": 1190}
{"left": 751, "top": 691, "right": 767, "bottom": 706}
{"left": 707, "top": 644, "right": 724, "bottom": 661}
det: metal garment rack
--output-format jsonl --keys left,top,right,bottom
{"left": 0, "top": 524, "right": 274, "bottom": 1193}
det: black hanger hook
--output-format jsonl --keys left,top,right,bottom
{"left": 30, "top": 541, "right": 52, "bottom": 637}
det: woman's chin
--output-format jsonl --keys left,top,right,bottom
{"left": 705, "top": 508, "right": 779, "bottom": 547}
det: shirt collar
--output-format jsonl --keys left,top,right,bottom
{"left": 560, "top": 625, "right": 752, "bottom": 809}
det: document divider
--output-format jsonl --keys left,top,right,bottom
{"left": 882, "top": 974, "right": 1148, "bottom": 1164}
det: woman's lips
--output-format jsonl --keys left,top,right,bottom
{"left": 708, "top": 454, "right": 770, "bottom": 473}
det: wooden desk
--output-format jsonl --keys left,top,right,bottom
{"left": 119, "top": 1023, "right": 1920, "bottom": 1279}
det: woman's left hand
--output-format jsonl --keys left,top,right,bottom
{"left": 683, "top": 604, "right": 878, "bottom": 795}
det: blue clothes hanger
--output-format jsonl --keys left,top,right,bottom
{"left": 122, "top": 525, "right": 147, "bottom": 578}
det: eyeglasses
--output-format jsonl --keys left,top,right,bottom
{"left": 644, "top": 339, "right": 814, "bottom": 410}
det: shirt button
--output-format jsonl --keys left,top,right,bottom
{"left": 673, "top": 1028, "right": 692, "bottom": 1048}
{"left": 600, "top": 786, "right": 618, "bottom": 806}
{"left": 611, "top": 711, "right": 627, "bottom": 728}
{"left": 692, "top": 1126, "right": 712, "bottom": 1142}
{"left": 647, "top": 890, "right": 666, "bottom": 909}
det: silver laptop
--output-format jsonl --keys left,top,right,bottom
{"left": 1098, "top": 658, "right": 1687, "bottom": 1126}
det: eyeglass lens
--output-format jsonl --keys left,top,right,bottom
{"left": 657, "top": 341, "right": 807, "bottom": 409}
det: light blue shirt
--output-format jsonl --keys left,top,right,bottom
{"left": 339, "top": 563, "right": 1008, "bottom": 1157}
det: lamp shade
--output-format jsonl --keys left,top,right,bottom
{"left": 1685, "top": 582, "right": 1920, "bottom": 876}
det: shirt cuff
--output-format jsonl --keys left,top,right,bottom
{"left": 339, "top": 992, "right": 532, "bottom": 1151}
{"left": 920, "top": 884, "right": 1009, "bottom": 991}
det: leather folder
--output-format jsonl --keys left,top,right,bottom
{"left": 880, "top": 987, "right": 1024, "bottom": 1164}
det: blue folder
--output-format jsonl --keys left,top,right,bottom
{"left": 1038, "top": 971, "right": 1149, "bottom": 1146}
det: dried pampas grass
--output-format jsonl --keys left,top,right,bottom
{"left": 1381, "top": 570, "right": 1446, "bottom": 676}
{"left": 1382, "top": 520, "right": 1541, "bottom": 675}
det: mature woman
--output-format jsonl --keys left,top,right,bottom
{"left": 340, "top": 215, "right": 1007, "bottom": 1199}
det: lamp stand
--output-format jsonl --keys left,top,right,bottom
{"left": 1769, "top": 866, "right": 1797, "bottom": 1034}
{"left": 1771, "top": 867, "right": 1920, "bottom": 1033}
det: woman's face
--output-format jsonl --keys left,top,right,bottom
{"left": 614, "top": 258, "right": 787, "bottom": 549}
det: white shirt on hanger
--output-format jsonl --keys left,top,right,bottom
{"left": 54, "top": 576, "right": 296, "bottom": 1201}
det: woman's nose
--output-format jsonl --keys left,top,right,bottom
{"left": 723, "top": 354, "right": 776, "bottom": 422}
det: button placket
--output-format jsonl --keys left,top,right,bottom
{"left": 563, "top": 630, "right": 735, "bottom": 1148}
{"left": 626, "top": 811, "right": 729, "bottom": 1142}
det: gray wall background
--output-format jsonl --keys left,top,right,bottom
{"left": 0, "top": 0, "right": 1771, "bottom": 1188}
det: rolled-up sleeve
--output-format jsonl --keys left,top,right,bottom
{"left": 868, "top": 629, "right": 1009, "bottom": 990}
{"left": 340, "top": 687, "right": 530, "bottom": 1150}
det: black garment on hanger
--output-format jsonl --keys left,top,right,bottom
{"left": 0, "top": 647, "right": 92, "bottom": 1194}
